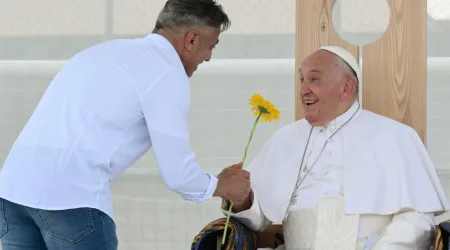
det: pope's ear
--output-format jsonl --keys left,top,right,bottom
{"left": 342, "top": 76, "right": 357, "bottom": 99}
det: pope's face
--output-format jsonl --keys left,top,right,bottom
{"left": 299, "top": 50, "right": 350, "bottom": 126}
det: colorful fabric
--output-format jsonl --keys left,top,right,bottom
{"left": 435, "top": 221, "right": 450, "bottom": 250}
{"left": 191, "top": 217, "right": 258, "bottom": 250}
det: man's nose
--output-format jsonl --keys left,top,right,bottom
{"left": 205, "top": 51, "right": 212, "bottom": 62}
{"left": 300, "top": 83, "right": 311, "bottom": 96}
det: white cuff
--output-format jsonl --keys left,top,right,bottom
{"left": 221, "top": 194, "right": 270, "bottom": 232}
{"left": 186, "top": 173, "right": 217, "bottom": 203}
{"left": 203, "top": 173, "right": 218, "bottom": 200}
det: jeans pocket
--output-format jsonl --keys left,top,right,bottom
{"left": 0, "top": 199, "right": 7, "bottom": 238}
{"left": 38, "top": 207, "right": 95, "bottom": 245}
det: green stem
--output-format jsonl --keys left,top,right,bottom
{"left": 222, "top": 113, "right": 262, "bottom": 245}
{"left": 242, "top": 113, "right": 262, "bottom": 164}
{"left": 222, "top": 200, "right": 234, "bottom": 245}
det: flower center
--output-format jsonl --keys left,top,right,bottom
{"left": 258, "top": 106, "right": 269, "bottom": 114}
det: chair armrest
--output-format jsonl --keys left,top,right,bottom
{"left": 258, "top": 224, "right": 283, "bottom": 248}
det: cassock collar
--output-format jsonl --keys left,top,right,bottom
{"left": 319, "top": 101, "right": 360, "bottom": 132}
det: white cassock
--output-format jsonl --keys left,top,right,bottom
{"left": 223, "top": 101, "right": 450, "bottom": 250}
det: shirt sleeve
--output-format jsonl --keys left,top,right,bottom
{"left": 140, "top": 69, "right": 217, "bottom": 203}
{"left": 221, "top": 191, "right": 272, "bottom": 232}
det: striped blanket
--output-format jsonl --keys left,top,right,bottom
{"left": 191, "top": 217, "right": 258, "bottom": 250}
{"left": 434, "top": 220, "right": 450, "bottom": 250}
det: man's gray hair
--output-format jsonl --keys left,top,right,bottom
{"left": 155, "top": 0, "right": 231, "bottom": 32}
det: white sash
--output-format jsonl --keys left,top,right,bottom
{"left": 280, "top": 198, "right": 392, "bottom": 250}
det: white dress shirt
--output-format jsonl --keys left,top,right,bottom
{"left": 0, "top": 34, "right": 217, "bottom": 220}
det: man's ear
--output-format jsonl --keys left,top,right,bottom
{"left": 342, "top": 76, "right": 356, "bottom": 99}
{"left": 184, "top": 30, "right": 200, "bottom": 52}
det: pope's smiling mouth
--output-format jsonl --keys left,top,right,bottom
{"left": 304, "top": 100, "right": 318, "bottom": 106}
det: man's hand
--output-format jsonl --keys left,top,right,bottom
{"left": 213, "top": 162, "right": 251, "bottom": 201}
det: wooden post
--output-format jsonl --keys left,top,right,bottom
{"left": 361, "top": 0, "right": 427, "bottom": 143}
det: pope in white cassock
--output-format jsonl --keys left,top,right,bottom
{"left": 221, "top": 46, "right": 450, "bottom": 250}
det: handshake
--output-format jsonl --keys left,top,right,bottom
{"left": 213, "top": 162, "right": 251, "bottom": 202}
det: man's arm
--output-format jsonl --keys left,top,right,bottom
{"left": 372, "top": 211, "right": 435, "bottom": 249}
{"left": 141, "top": 69, "right": 249, "bottom": 202}
{"left": 221, "top": 190, "right": 272, "bottom": 232}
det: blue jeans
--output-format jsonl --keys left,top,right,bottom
{"left": 0, "top": 198, "right": 118, "bottom": 250}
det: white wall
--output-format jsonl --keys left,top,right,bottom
{"left": 1, "top": 58, "right": 450, "bottom": 249}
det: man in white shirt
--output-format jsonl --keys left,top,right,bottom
{"left": 0, "top": 1, "right": 251, "bottom": 249}
{"left": 216, "top": 46, "right": 450, "bottom": 249}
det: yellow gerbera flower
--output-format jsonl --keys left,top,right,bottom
{"left": 249, "top": 94, "right": 280, "bottom": 122}
{"left": 222, "top": 93, "right": 280, "bottom": 245}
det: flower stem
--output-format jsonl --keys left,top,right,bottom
{"left": 222, "top": 113, "right": 262, "bottom": 245}
{"left": 242, "top": 113, "right": 262, "bottom": 163}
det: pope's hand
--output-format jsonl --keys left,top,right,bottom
{"left": 230, "top": 189, "right": 252, "bottom": 212}
{"left": 213, "top": 162, "right": 251, "bottom": 201}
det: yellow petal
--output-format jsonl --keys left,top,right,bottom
{"left": 248, "top": 94, "right": 280, "bottom": 122}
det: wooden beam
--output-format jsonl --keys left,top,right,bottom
{"left": 295, "top": 0, "right": 359, "bottom": 120}
{"left": 361, "top": 0, "right": 427, "bottom": 143}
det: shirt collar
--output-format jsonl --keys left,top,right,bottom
{"left": 145, "top": 33, "right": 184, "bottom": 69}
{"left": 145, "top": 33, "right": 179, "bottom": 57}
{"left": 321, "top": 101, "right": 360, "bottom": 131}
